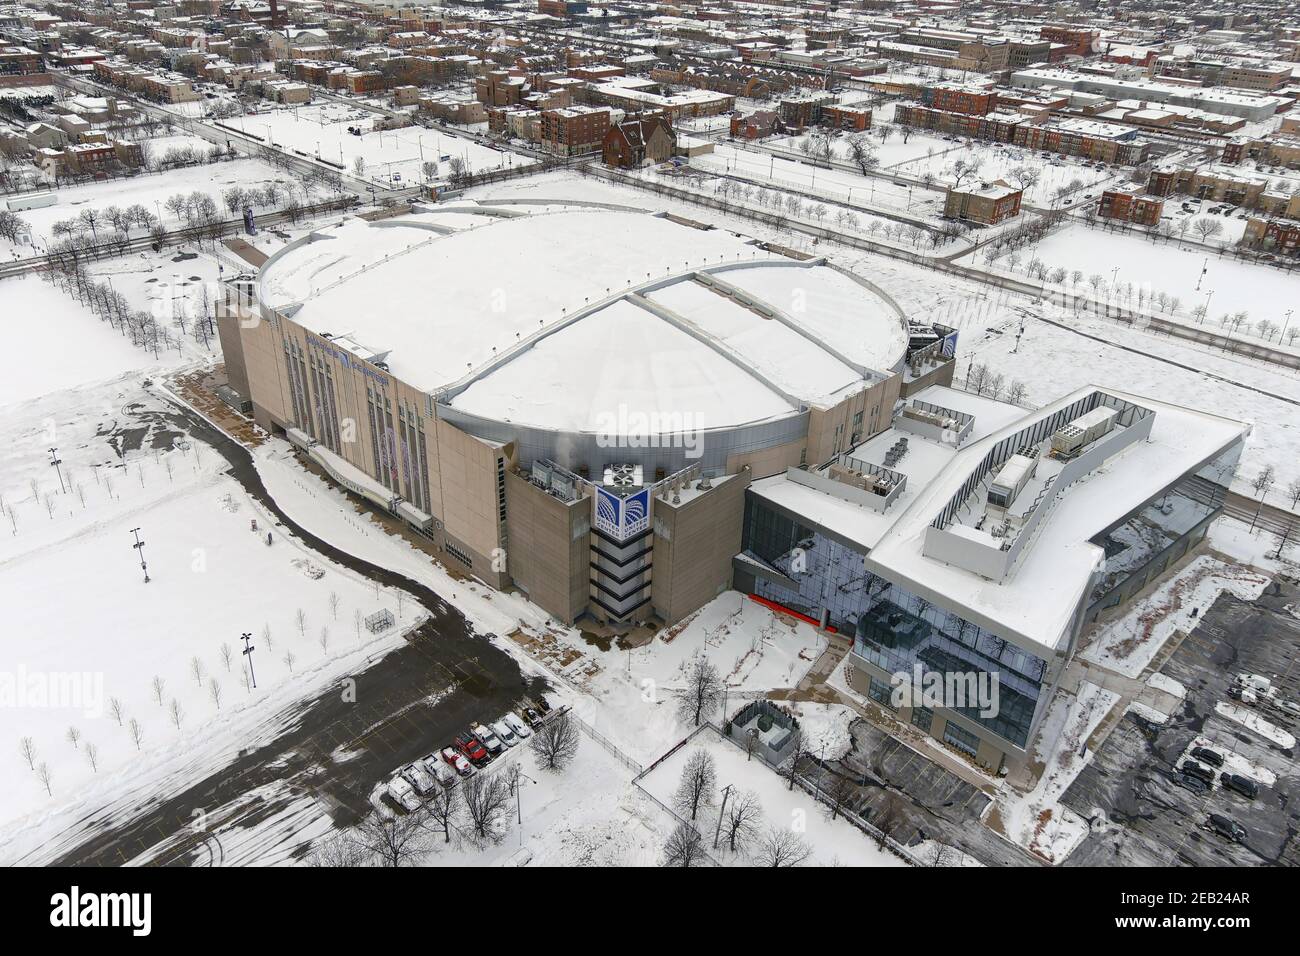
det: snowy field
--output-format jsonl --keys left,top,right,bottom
{"left": 0, "top": 157, "right": 301, "bottom": 254}
{"left": 639, "top": 727, "right": 906, "bottom": 866}
{"left": 210, "top": 103, "right": 531, "bottom": 186}
{"left": 985, "top": 224, "right": 1300, "bottom": 340}
{"left": 960, "top": 303, "right": 1300, "bottom": 500}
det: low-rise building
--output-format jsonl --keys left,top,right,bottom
{"left": 944, "top": 180, "right": 1023, "bottom": 225}
{"left": 1097, "top": 188, "right": 1164, "bottom": 226}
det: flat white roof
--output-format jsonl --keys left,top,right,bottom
{"left": 754, "top": 385, "right": 1246, "bottom": 657}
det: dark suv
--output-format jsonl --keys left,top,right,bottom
{"left": 1191, "top": 747, "right": 1224, "bottom": 768}
{"left": 1206, "top": 814, "right": 1247, "bottom": 843}
{"left": 1180, "top": 761, "right": 1215, "bottom": 785}
{"left": 1220, "top": 773, "right": 1259, "bottom": 800}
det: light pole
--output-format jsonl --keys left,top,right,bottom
{"left": 1195, "top": 256, "right": 1208, "bottom": 291}
{"left": 1281, "top": 309, "right": 1293, "bottom": 344}
{"left": 515, "top": 769, "right": 535, "bottom": 845}
{"left": 48, "top": 447, "right": 65, "bottom": 494}
{"left": 1204, "top": 289, "right": 1214, "bottom": 324}
{"left": 241, "top": 631, "right": 257, "bottom": 689}
{"left": 130, "top": 527, "right": 149, "bottom": 583}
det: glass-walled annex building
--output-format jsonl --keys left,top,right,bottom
{"left": 734, "top": 408, "right": 1246, "bottom": 775}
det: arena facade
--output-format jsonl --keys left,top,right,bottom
{"left": 216, "top": 201, "right": 956, "bottom": 627}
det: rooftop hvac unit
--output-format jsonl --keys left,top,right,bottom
{"left": 1051, "top": 406, "right": 1119, "bottom": 456}
{"left": 603, "top": 463, "right": 643, "bottom": 488}
{"left": 987, "top": 454, "right": 1036, "bottom": 510}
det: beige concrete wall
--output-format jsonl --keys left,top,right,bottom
{"left": 726, "top": 437, "right": 805, "bottom": 479}
{"left": 651, "top": 469, "right": 750, "bottom": 624}
{"left": 504, "top": 470, "right": 591, "bottom": 623}
{"left": 900, "top": 359, "right": 956, "bottom": 397}
{"left": 806, "top": 373, "right": 901, "bottom": 466}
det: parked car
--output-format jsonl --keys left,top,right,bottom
{"left": 523, "top": 707, "right": 544, "bottom": 728}
{"left": 492, "top": 720, "right": 519, "bottom": 748}
{"left": 441, "top": 746, "right": 474, "bottom": 776}
{"left": 387, "top": 775, "right": 422, "bottom": 812}
{"left": 1180, "top": 761, "right": 1215, "bottom": 785}
{"left": 1220, "top": 773, "right": 1259, "bottom": 799}
{"left": 1205, "top": 813, "right": 1247, "bottom": 843}
{"left": 1176, "top": 772, "right": 1210, "bottom": 795}
{"left": 455, "top": 732, "right": 491, "bottom": 766}
{"left": 472, "top": 723, "right": 504, "bottom": 755}
{"left": 400, "top": 762, "right": 436, "bottom": 795}
{"left": 502, "top": 712, "right": 532, "bottom": 739}
{"left": 421, "top": 752, "right": 457, "bottom": 786}
{"left": 1191, "top": 746, "right": 1224, "bottom": 768}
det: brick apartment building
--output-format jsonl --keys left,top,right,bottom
{"left": 1012, "top": 119, "right": 1150, "bottom": 165}
{"left": 730, "top": 109, "right": 782, "bottom": 139}
{"left": 1242, "top": 217, "right": 1300, "bottom": 256}
{"left": 822, "top": 104, "right": 872, "bottom": 131}
{"left": 920, "top": 84, "right": 998, "bottom": 116}
{"left": 895, "top": 103, "right": 1025, "bottom": 143}
{"left": 943, "top": 180, "right": 1023, "bottom": 224}
{"left": 540, "top": 106, "right": 610, "bottom": 155}
{"left": 0, "top": 45, "right": 43, "bottom": 76}
{"left": 1097, "top": 188, "right": 1165, "bottom": 226}
{"left": 1039, "top": 26, "right": 1099, "bottom": 59}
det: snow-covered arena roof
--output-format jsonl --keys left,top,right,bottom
{"left": 257, "top": 205, "right": 908, "bottom": 433}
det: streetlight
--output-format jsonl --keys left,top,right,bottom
{"left": 515, "top": 769, "right": 535, "bottom": 845}
{"left": 1204, "top": 289, "right": 1214, "bottom": 324}
{"left": 241, "top": 632, "right": 257, "bottom": 689}
{"left": 1281, "top": 309, "right": 1293, "bottom": 344}
{"left": 48, "top": 447, "right": 65, "bottom": 494}
{"left": 130, "top": 527, "right": 150, "bottom": 583}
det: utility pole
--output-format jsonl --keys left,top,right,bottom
{"left": 130, "top": 527, "right": 149, "bottom": 583}
{"left": 712, "top": 784, "right": 734, "bottom": 849}
{"left": 241, "top": 631, "right": 257, "bottom": 688}
{"left": 48, "top": 447, "right": 65, "bottom": 494}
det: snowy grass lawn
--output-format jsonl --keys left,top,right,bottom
{"left": 213, "top": 104, "right": 529, "bottom": 186}
{"left": 1080, "top": 555, "right": 1270, "bottom": 679}
{"left": 0, "top": 158, "right": 300, "bottom": 253}
{"left": 0, "top": 278, "right": 186, "bottom": 407}
{"left": 638, "top": 727, "right": 905, "bottom": 866}
{"left": 986, "top": 224, "right": 1300, "bottom": 338}
{"left": 0, "top": 440, "right": 420, "bottom": 832}
{"left": 555, "top": 592, "right": 829, "bottom": 766}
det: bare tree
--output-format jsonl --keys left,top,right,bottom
{"left": 1286, "top": 478, "right": 1300, "bottom": 511}
{"left": 425, "top": 782, "right": 463, "bottom": 844}
{"left": 128, "top": 718, "right": 144, "bottom": 751}
{"left": 65, "top": 725, "right": 81, "bottom": 749}
{"left": 84, "top": 741, "right": 99, "bottom": 773}
{"left": 190, "top": 655, "right": 205, "bottom": 686}
{"left": 329, "top": 591, "right": 341, "bottom": 621}
{"left": 674, "top": 748, "right": 717, "bottom": 821}
{"left": 295, "top": 608, "right": 307, "bottom": 636}
{"left": 722, "top": 789, "right": 763, "bottom": 852}
{"left": 219, "top": 642, "right": 234, "bottom": 672}
{"left": 826, "top": 773, "right": 855, "bottom": 820}
{"left": 169, "top": 697, "right": 184, "bottom": 730}
{"left": 352, "top": 810, "right": 429, "bottom": 866}
{"left": 529, "top": 711, "right": 580, "bottom": 770}
{"left": 152, "top": 675, "right": 166, "bottom": 706}
{"left": 306, "top": 833, "right": 368, "bottom": 867}
{"left": 662, "top": 822, "right": 706, "bottom": 867}
{"left": 756, "top": 825, "right": 812, "bottom": 867}
{"left": 209, "top": 677, "right": 223, "bottom": 710}
{"left": 678, "top": 657, "right": 723, "bottom": 727}
{"left": 19, "top": 736, "right": 37, "bottom": 770}
{"left": 36, "top": 762, "right": 52, "bottom": 795}
{"left": 462, "top": 774, "right": 511, "bottom": 845}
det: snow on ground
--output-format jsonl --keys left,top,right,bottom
{"left": 983, "top": 224, "right": 1300, "bottom": 347}
{"left": 994, "top": 680, "right": 1120, "bottom": 864}
{"left": 894, "top": 140, "right": 1118, "bottom": 205}
{"left": 0, "top": 157, "right": 301, "bottom": 253}
{"left": 0, "top": 277, "right": 189, "bottom": 406}
{"left": 1080, "top": 555, "right": 1270, "bottom": 679}
{"left": 911, "top": 839, "right": 985, "bottom": 867}
{"left": 1214, "top": 701, "right": 1297, "bottom": 749}
{"left": 1146, "top": 671, "right": 1186, "bottom": 701}
{"left": 0, "top": 385, "right": 421, "bottom": 833}
{"left": 1179, "top": 734, "right": 1277, "bottom": 788}
{"left": 690, "top": 141, "right": 944, "bottom": 219}
{"left": 638, "top": 726, "right": 905, "bottom": 866}
{"left": 211, "top": 104, "right": 530, "bottom": 186}
{"left": 961, "top": 302, "right": 1300, "bottom": 499}
{"left": 785, "top": 701, "right": 854, "bottom": 762}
